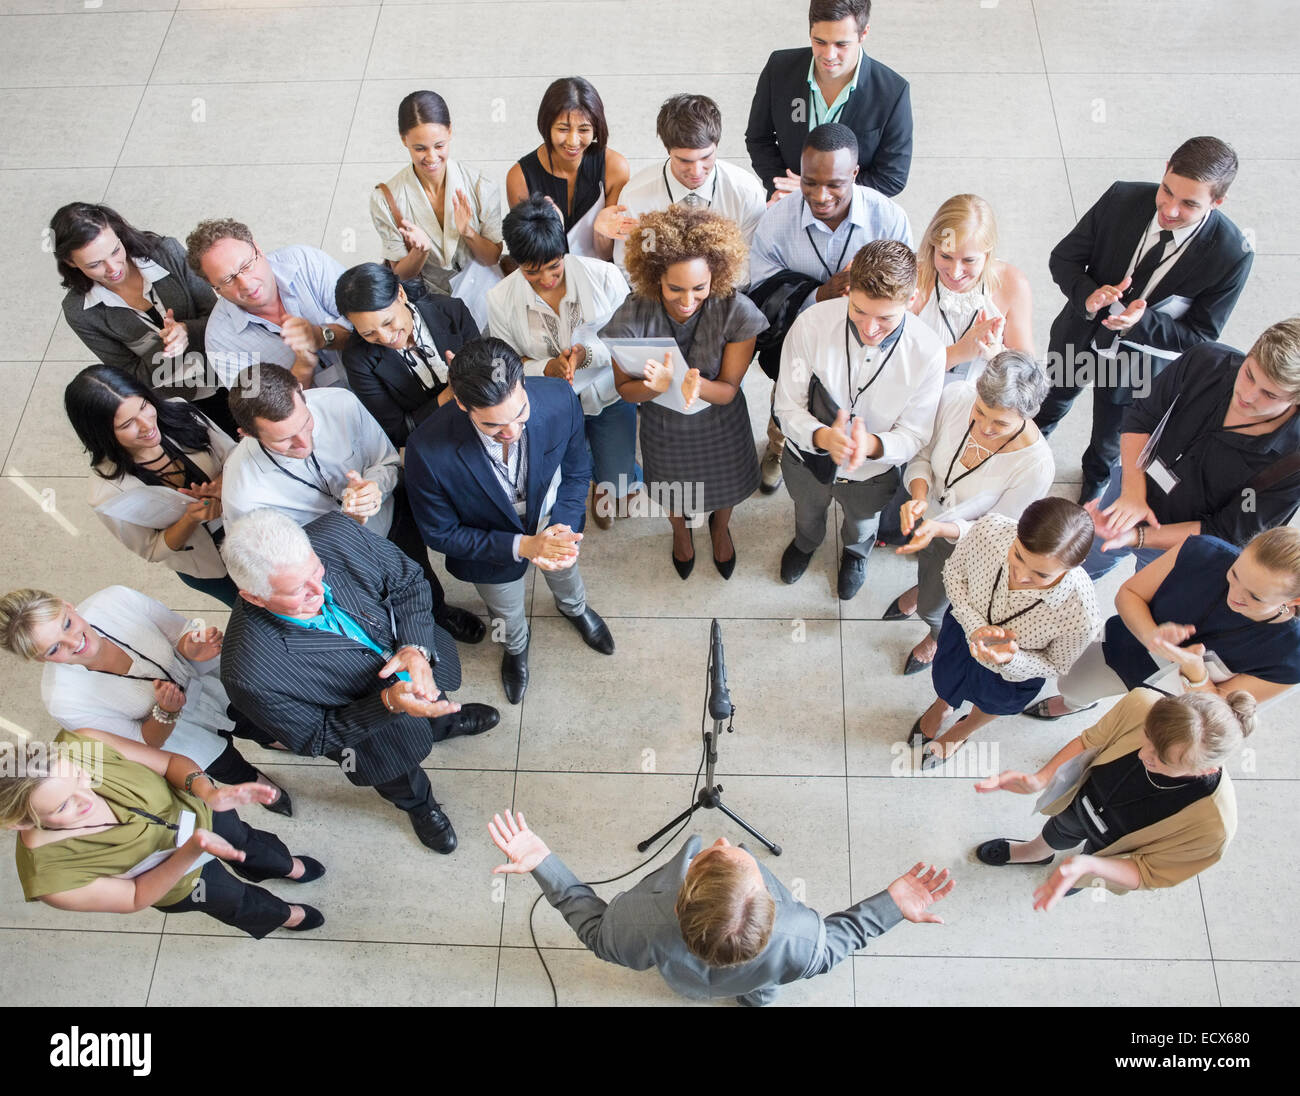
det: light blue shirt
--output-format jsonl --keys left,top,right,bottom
{"left": 748, "top": 185, "right": 913, "bottom": 312}
{"left": 204, "top": 244, "right": 351, "bottom": 388}
{"left": 806, "top": 47, "right": 864, "bottom": 130}
{"left": 273, "top": 582, "right": 411, "bottom": 682}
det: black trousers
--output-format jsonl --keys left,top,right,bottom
{"left": 386, "top": 481, "right": 448, "bottom": 616}
{"left": 372, "top": 765, "right": 435, "bottom": 813}
{"left": 1042, "top": 796, "right": 1104, "bottom": 854}
{"left": 156, "top": 807, "right": 295, "bottom": 938}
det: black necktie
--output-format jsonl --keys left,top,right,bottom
{"left": 1096, "top": 229, "right": 1174, "bottom": 351}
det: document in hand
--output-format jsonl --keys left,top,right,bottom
{"left": 606, "top": 337, "right": 708, "bottom": 416}
{"left": 95, "top": 485, "right": 197, "bottom": 527}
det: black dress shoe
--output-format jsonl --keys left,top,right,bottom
{"left": 286, "top": 856, "right": 326, "bottom": 884}
{"left": 438, "top": 604, "right": 486, "bottom": 644}
{"left": 883, "top": 594, "right": 916, "bottom": 622}
{"left": 903, "top": 652, "right": 932, "bottom": 676}
{"left": 708, "top": 512, "right": 736, "bottom": 580}
{"left": 837, "top": 552, "right": 867, "bottom": 601}
{"left": 672, "top": 549, "right": 695, "bottom": 580}
{"left": 501, "top": 648, "right": 529, "bottom": 705}
{"left": 976, "top": 838, "right": 1055, "bottom": 867}
{"left": 562, "top": 606, "right": 615, "bottom": 654}
{"left": 780, "top": 540, "right": 813, "bottom": 585}
{"left": 1078, "top": 478, "right": 1106, "bottom": 505}
{"left": 260, "top": 777, "right": 293, "bottom": 818}
{"left": 410, "top": 802, "right": 458, "bottom": 853}
{"left": 441, "top": 702, "right": 500, "bottom": 738}
{"left": 283, "top": 904, "right": 325, "bottom": 932}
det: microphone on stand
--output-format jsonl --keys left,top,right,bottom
{"left": 708, "top": 618, "right": 732, "bottom": 721}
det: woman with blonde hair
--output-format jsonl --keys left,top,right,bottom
{"left": 911, "top": 194, "right": 1034, "bottom": 383}
{"left": 1027, "top": 525, "right": 1300, "bottom": 719}
{"left": 601, "top": 205, "right": 767, "bottom": 579}
{"left": 975, "top": 687, "right": 1252, "bottom": 909}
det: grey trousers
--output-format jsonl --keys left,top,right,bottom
{"left": 782, "top": 447, "right": 900, "bottom": 559}
{"left": 476, "top": 563, "right": 587, "bottom": 655}
{"left": 916, "top": 535, "right": 958, "bottom": 639}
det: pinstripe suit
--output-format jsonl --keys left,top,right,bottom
{"left": 220, "top": 512, "right": 461, "bottom": 795}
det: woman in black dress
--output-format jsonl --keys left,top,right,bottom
{"left": 601, "top": 206, "right": 767, "bottom": 579}
{"left": 506, "top": 77, "right": 630, "bottom": 262}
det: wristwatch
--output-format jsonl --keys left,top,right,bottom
{"left": 320, "top": 325, "right": 336, "bottom": 348}
{"left": 401, "top": 644, "right": 432, "bottom": 662}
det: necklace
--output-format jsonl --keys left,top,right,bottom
{"left": 1143, "top": 764, "right": 1195, "bottom": 791}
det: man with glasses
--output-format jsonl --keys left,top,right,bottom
{"left": 405, "top": 337, "right": 615, "bottom": 705}
{"left": 186, "top": 218, "right": 353, "bottom": 391}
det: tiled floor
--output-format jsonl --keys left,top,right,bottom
{"left": 0, "top": 0, "right": 1295, "bottom": 1007}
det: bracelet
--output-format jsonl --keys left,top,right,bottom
{"left": 380, "top": 687, "right": 397, "bottom": 713}
{"left": 1135, "top": 524, "right": 1146, "bottom": 550}
{"left": 184, "top": 770, "right": 211, "bottom": 794}
{"left": 1181, "top": 668, "right": 1210, "bottom": 688}
{"left": 150, "top": 703, "right": 180, "bottom": 725}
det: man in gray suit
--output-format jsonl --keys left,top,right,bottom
{"left": 489, "top": 810, "right": 953, "bottom": 1005}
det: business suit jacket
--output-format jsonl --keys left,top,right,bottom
{"left": 404, "top": 376, "right": 592, "bottom": 585}
{"left": 61, "top": 235, "right": 218, "bottom": 398}
{"left": 533, "top": 835, "right": 904, "bottom": 1005}
{"left": 1048, "top": 181, "right": 1253, "bottom": 403}
{"left": 745, "top": 47, "right": 913, "bottom": 198}
{"left": 341, "top": 294, "right": 480, "bottom": 448}
{"left": 219, "top": 511, "right": 460, "bottom": 787}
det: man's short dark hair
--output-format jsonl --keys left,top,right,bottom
{"left": 803, "top": 122, "right": 859, "bottom": 161}
{"left": 809, "top": 0, "right": 870, "bottom": 32}
{"left": 656, "top": 94, "right": 723, "bottom": 152}
{"left": 501, "top": 197, "right": 568, "bottom": 268}
{"left": 1167, "top": 136, "right": 1239, "bottom": 201}
{"left": 228, "top": 363, "right": 301, "bottom": 434}
{"left": 448, "top": 337, "right": 525, "bottom": 411}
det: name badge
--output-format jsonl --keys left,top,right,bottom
{"left": 1080, "top": 794, "right": 1109, "bottom": 834}
{"left": 1146, "top": 458, "right": 1180, "bottom": 495}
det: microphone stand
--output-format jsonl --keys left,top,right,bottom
{"left": 637, "top": 619, "right": 782, "bottom": 855}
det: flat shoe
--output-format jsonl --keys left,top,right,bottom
{"left": 976, "top": 838, "right": 1055, "bottom": 867}
{"left": 883, "top": 595, "right": 916, "bottom": 622}
{"left": 286, "top": 856, "right": 326, "bottom": 884}
{"left": 283, "top": 904, "right": 325, "bottom": 932}
{"left": 1022, "top": 698, "right": 1097, "bottom": 721}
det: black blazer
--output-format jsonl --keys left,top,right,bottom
{"left": 220, "top": 512, "right": 461, "bottom": 787}
{"left": 341, "top": 294, "right": 480, "bottom": 447}
{"left": 745, "top": 47, "right": 912, "bottom": 197}
{"left": 1048, "top": 181, "right": 1254, "bottom": 399}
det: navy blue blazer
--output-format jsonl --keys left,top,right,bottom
{"left": 404, "top": 377, "right": 593, "bottom": 584}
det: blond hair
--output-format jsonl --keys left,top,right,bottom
{"left": 0, "top": 589, "right": 63, "bottom": 661}
{"left": 0, "top": 742, "right": 67, "bottom": 829}
{"left": 848, "top": 238, "right": 917, "bottom": 302}
{"left": 675, "top": 855, "right": 776, "bottom": 967}
{"left": 916, "top": 194, "right": 1002, "bottom": 300}
{"left": 1243, "top": 526, "right": 1300, "bottom": 599}
{"left": 1248, "top": 317, "right": 1300, "bottom": 401}
{"left": 1146, "top": 691, "right": 1256, "bottom": 771}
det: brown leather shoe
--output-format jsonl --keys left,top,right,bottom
{"left": 590, "top": 487, "right": 613, "bottom": 530}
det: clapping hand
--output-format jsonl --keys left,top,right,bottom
{"left": 819, "top": 409, "right": 869, "bottom": 470}
{"left": 768, "top": 170, "right": 801, "bottom": 204}
{"left": 974, "top": 769, "right": 1047, "bottom": 795}
{"left": 896, "top": 518, "right": 940, "bottom": 555}
{"left": 1099, "top": 489, "right": 1160, "bottom": 536}
{"left": 488, "top": 810, "right": 552, "bottom": 874}
{"left": 159, "top": 309, "right": 189, "bottom": 358}
{"left": 178, "top": 624, "right": 223, "bottom": 662}
{"left": 885, "top": 862, "right": 955, "bottom": 924}
{"left": 680, "top": 367, "right": 702, "bottom": 409}
{"left": 1150, "top": 636, "right": 1208, "bottom": 682}
{"left": 1101, "top": 298, "right": 1146, "bottom": 332}
{"left": 152, "top": 679, "right": 186, "bottom": 716}
{"left": 379, "top": 645, "right": 437, "bottom": 704}
{"left": 178, "top": 479, "right": 222, "bottom": 523}
{"left": 973, "top": 313, "right": 1005, "bottom": 360}
{"left": 969, "top": 625, "right": 1017, "bottom": 665}
{"left": 397, "top": 217, "right": 434, "bottom": 255}
{"left": 202, "top": 780, "right": 280, "bottom": 813}
{"left": 191, "top": 827, "right": 245, "bottom": 863}
{"left": 594, "top": 204, "right": 638, "bottom": 241}
{"left": 382, "top": 680, "right": 460, "bottom": 719}
{"left": 899, "top": 497, "right": 928, "bottom": 536}
{"left": 341, "top": 470, "right": 382, "bottom": 525}
{"left": 452, "top": 188, "right": 475, "bottom": 238}
{"left": 643, "top": 352, "right": 673, "bottom": 394}
{"left": 1085, "top": 276, "right": 1132, "bottom": 317}
{"left": 530, "top": 524, "right": 582, "bottom": 571}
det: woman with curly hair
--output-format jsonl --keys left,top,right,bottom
{"left": 601, "top": 206, "right": 768, "bottom": 579}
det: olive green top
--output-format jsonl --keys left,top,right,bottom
{"left": 14, "top": 730, "right": 213, "bottom": 907}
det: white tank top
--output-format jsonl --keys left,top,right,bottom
{"left": 916, "top": 275, "right": 1005, "bottom": 385}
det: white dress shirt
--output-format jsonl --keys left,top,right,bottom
{"left": 221, "top": 388, "right": 400, "bottom": 536}
{"left": 487, "top": 255, "right": 630, "bottom": 415}
{"left": 41, "top": 586, "right": 234, "bottom": 768}
{"left": 82, "top": 256, "right": 171, "bottom": 327}
{"left": 88, "top": 404, "right": 236, "bottom": 579}
{"left": 942, "top": 513, "right": 1102, "bottom": 682}
{"left": 774, "top": 298, "right": 945, "bottom": 481}
{"left": 904, "top": 381, "right": 1055, "bottom": 540}
{"left": 613, "top": 159, "right": 767, "bottom": 279}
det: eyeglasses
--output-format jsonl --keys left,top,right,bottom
{"left": 216, "top": 247, "right": 261, "bottom": 289}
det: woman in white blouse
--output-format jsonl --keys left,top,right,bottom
{"left": 909, "top": 499, "right": 1102, "bottom": 770}
{"left": 887, "top": 351, "right": 1055, "bottom": 674}
{"left": 0, "top": 585, "right": 291, "bottom": 815}
{"left": 487, "top": 197, "right": 638, "bottom": 528}
{"left": 65, "top": 364, "right": 237, "bottom": 607}
{"left": 370, "top": 90, "right": 504, "bottom": 328}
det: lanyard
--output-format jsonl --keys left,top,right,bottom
{"left": 804, "top": 208, "right": 857, "bottom": 281}
{"left": 87, "top": 626, "right": 182, "bottom": 686}
{"left": 932, "top": 280, "right": 982, "bottom": 344}
{"left": 259, "top": 445, "right": 339, "bottom": 504}
{"left": 844, "top": 316, "right": 903, "bottom": 416}
{"left": 1084, "top": 753, "right": 1203, "bottom": 818}
{"left": 938, "top": 419, "right": 1027, "bottom": 503}
{"left": 400, "top": 304, "right": 444, "bottom": 392}
{"left": 662, "top": 162, "right": 714, "bottom": 208}
{"left": 986, "top": 564, "right": 1042, "bottom": 628}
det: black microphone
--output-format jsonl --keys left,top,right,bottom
{"left": 708, "top": 618, "right": 732, "bottom": 720}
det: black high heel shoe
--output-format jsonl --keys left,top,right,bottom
{"left": 672, "top": 527, "right": 695, "bottom": 579}
{"left": 708, "top": 512, "right": 736, "bottom": 580}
